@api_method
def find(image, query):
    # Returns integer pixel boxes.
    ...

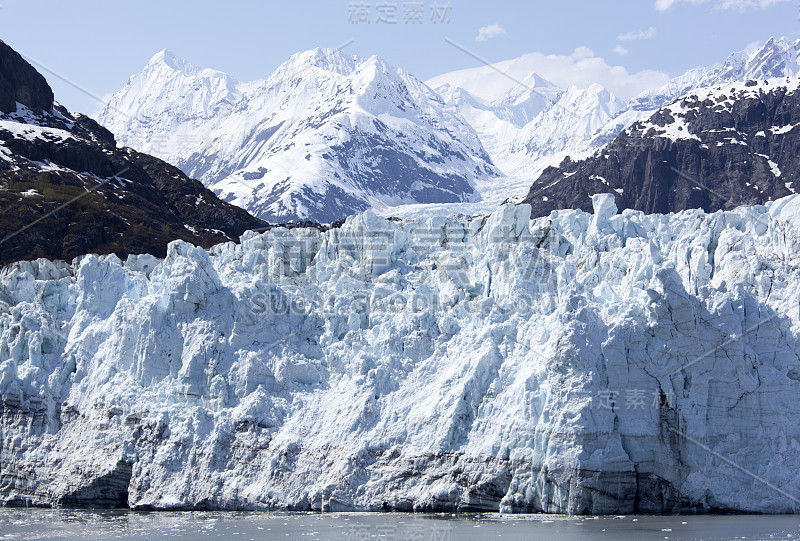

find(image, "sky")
[0,0,795,114]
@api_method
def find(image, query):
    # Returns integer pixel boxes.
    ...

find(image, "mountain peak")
[524,72,559,89]
[282,47,359,75]
[742,35,799,81]
[0,39,54,115]
[750,36,793,57]
[146,49,200,74]
[0,39,265,265]
[629,36,799,113]
[99,45,495,223]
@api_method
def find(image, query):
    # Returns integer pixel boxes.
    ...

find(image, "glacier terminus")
[2,195,800,514]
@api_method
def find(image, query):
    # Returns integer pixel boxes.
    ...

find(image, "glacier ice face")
[2,197,800,513]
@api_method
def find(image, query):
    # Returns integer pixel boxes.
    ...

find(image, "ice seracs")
[2,195,800,513]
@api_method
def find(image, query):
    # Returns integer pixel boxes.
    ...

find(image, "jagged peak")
[281,47,360,76]
[491,72,563,110]
[629,36,799,111]
[741,36,800,79]
[137,49,240,91]
[362,54,393,72]
[746,36,792,59]
[736,36,796,65]
[263,48,418,97]
[435,83,481,103]
[522,72,559,89]
[146,49,198,73]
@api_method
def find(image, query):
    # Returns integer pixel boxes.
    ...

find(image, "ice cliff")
[2,195,800,514]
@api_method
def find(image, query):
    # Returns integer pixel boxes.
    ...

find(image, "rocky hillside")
[0,40,266,266]
[521,77,799,216]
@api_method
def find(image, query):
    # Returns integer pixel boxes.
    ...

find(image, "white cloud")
[617,27,657,41]
[428,46,671,102]
[571,46,595,60]
[655,0,789,10]
[612,45,630,56]
[475,24,507,42]
[719,0,789,9]
[522,47,669,100]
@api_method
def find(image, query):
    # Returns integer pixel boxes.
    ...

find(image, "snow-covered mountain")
[428,37,800,194]
[406,72,625,220]
[629,37,800,112]
[3,196,800,513]
[97,49,498,223]
[432,74,573,173]
[96,37,800,224]
[427,53,639,181]
[509,84,625,162]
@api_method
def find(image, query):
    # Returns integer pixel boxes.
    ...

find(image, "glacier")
[2,195,800,513]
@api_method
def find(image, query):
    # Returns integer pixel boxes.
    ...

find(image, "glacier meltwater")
[2,195,800,514]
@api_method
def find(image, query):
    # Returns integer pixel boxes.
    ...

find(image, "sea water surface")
[1,509,799,540]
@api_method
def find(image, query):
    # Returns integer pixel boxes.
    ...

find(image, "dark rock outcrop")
[0,40,268,266]
[521,78,800,217]
[0,40,53,115]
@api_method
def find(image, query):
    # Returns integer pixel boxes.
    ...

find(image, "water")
[0,509,798,541]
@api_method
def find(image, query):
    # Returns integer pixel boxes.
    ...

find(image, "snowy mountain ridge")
[429,37,800,190]
[629,36,800,112]
[96,37,800,223]
[97,48,498,223]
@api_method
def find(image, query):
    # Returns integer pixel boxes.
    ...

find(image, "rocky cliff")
[0,40,266,266]
[522,77,799,217]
